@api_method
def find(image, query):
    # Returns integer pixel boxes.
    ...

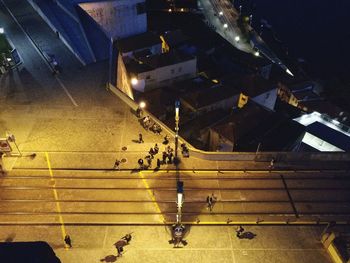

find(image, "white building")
[294,112,350,152]
[117,32,197,98]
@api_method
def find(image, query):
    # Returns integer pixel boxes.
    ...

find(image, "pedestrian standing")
[162,152,167,164]
[146,155,152,168]
[157,158,161,168]
[163,135,169,145]
[269,158,275,169]
[149,148,155,158]
[114,159,121,170]
[138,158,144,169]
[0,152,4,174]
[168,152,173,164]
[64,235,72,248]
[136,106,142,118]
[154,144,159,154]
[138,133,144,143]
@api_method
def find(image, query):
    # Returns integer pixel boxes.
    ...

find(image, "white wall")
[136,58,197,90]
[79,0,147,39]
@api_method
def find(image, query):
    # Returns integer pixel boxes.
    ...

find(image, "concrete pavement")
[0,225,335,263]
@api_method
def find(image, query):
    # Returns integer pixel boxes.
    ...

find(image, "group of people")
[137,144,176,169]
[140,115,162,135]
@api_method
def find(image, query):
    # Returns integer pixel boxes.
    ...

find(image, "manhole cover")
[121,158,127,163]
[122,146,127,151]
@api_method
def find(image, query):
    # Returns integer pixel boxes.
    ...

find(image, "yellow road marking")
[45,152,69,249]
[141,169,321,174]
[139,171,166,223]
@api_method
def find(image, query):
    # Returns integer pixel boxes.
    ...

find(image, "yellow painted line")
[140,169,322,174]
[139,171,166,223]
[45,152,69,249]
[327,243,343,263]
[182,221,346,225]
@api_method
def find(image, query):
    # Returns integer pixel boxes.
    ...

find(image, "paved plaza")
[0,225,336,263]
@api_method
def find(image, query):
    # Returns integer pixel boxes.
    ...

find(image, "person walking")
[138,133,144,143]
[206,194,216,211]
[122,233,132,244]
[64,235,72,248]
[236,226,245,238]
[116,245,123,257]
[114,159,120,170]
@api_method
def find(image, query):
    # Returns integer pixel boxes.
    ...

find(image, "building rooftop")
[306,122,350,151]
[222,73,275,97]
[140,50,195,68]
[211,101,304,151]
[118,32,162,53]
[162,29,190,48]
[180,82,240,110]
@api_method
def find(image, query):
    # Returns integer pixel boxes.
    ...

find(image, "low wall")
[108,83,350,163]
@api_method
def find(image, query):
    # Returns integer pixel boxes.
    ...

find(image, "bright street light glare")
[139,101,146,109]
[235,36,240,42]
[0,28,4,34]
[131,77,138,85]
[219,11,223,16]
[254,51,260,57]
[223,23,228,28]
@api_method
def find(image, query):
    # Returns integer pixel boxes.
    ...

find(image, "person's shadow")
[100,255,117,262]
[238,232,256,240]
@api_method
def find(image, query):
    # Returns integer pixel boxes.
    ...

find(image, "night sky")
[248,0,350,79]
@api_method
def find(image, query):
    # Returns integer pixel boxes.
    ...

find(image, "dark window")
[146,75,151,79]
[136,2,146,15]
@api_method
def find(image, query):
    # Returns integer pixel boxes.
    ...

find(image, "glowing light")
[235,36,240,42]
[180,8,184,12]
[286,68,294,76]
[0,28,4,34]
[131,77,138,85]
[168,8,172,12]
[139,101,146,109]
[223,23,228,28]
[219,11,223,16]
[254,51,260,57]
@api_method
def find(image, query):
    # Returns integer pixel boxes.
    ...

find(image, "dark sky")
[248,0,350,78]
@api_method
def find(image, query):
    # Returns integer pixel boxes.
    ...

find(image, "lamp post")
[174,100,180,161]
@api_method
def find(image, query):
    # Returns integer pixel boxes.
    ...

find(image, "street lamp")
[219,11,223,16]
[131,77,138,85]
[235,36,240,42]
[223,23,228,29]
[0,28,4,34]
[174,100,180,161]
[139,101,146,109]
[254,50,260,57]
